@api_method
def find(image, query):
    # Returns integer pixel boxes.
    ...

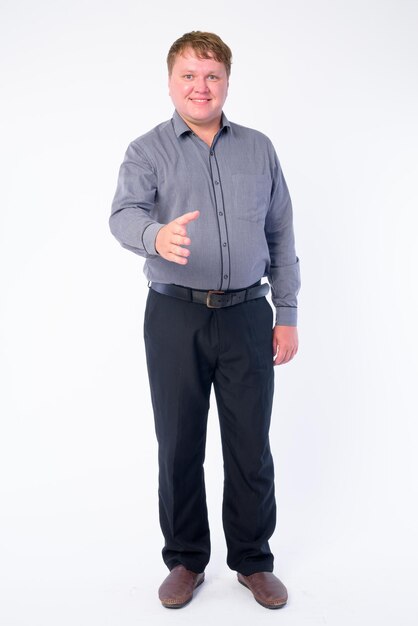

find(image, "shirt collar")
[172,109,231,138]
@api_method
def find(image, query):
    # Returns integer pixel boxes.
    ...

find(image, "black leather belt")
[149,281,269,309]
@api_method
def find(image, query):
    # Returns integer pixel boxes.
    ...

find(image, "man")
[110,31,300,610]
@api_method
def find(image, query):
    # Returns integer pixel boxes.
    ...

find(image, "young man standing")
[110,31,300,610]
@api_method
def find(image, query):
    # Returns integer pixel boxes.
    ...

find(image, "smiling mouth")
[190,98,211,102]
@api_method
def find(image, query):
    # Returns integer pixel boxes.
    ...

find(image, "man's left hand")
[273,325,299,366]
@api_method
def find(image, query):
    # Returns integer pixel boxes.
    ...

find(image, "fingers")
[175,210,200,226]
[171,233,191,246]
[163,226,191,264]
[273,345,298,366]
[272,326,299,366]
[167,243,190,263]
[166,253,188,265]
[155,210,200,264]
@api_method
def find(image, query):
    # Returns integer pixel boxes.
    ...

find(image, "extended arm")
[109,141,163,257]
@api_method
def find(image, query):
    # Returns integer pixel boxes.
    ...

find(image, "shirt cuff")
[275,306,298,326]
[142,222,164,256]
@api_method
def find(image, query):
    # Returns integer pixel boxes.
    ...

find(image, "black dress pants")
[143,288,276,575]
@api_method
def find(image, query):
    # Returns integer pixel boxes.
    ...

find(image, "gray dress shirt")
[110,110,300,325]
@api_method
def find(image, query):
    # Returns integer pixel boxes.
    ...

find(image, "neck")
[180,114,222,147]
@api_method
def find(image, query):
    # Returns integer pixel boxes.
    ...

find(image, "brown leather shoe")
[237,572,288,609]
[158,564,205,609]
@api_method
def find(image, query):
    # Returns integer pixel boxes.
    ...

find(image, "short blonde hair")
[167,31,232,77]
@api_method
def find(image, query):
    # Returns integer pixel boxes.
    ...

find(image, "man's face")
[168,47,229,131]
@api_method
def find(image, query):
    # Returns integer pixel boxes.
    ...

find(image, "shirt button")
[215,180,219,185]
[223,242,227,247]
[224,274,228,279]
[210,151,214,156]
[218,211,223,216]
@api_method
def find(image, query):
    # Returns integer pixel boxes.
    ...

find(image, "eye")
[184,74,193,80]
[208,75,218,80]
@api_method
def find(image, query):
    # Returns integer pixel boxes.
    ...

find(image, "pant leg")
[213,296,276,575]
[143,289,217,573]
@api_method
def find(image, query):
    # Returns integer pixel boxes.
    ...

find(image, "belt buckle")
[206,290,225,308]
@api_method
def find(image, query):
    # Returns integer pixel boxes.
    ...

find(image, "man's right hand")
[155,210,200,265]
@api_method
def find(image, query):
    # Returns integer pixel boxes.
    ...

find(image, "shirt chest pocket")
[231,173,270,223]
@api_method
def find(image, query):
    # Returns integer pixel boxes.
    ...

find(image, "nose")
[194,76,209,93]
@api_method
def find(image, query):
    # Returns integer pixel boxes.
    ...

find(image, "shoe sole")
[161,575,205,609]
[238,578,287,610]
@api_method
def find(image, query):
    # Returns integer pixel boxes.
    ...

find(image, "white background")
[1,0,418,624]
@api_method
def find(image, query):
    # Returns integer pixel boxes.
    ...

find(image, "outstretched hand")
[273,325,299,365]
[155,210,200,264]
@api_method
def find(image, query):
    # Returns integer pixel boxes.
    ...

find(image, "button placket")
[210,148,230,291]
